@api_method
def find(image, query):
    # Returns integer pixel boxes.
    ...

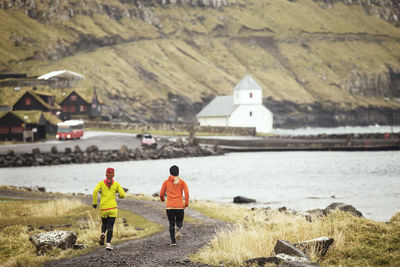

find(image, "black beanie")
[169,165,179,176]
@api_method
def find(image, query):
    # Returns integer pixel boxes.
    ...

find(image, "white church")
[197,74,273,133]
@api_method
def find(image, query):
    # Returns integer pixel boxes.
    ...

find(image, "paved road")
[0,131,147,155]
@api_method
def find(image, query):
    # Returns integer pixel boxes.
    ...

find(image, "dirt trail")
[0,190,224,267]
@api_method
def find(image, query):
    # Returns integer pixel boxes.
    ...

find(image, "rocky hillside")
[1,0,400,127]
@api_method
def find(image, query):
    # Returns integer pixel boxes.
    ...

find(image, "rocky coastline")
[0,141,223,168]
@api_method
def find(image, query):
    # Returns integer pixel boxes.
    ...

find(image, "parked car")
[141,133,157,149]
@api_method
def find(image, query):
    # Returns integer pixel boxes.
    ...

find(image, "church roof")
[234,74,262,91]
[197,96,237,118]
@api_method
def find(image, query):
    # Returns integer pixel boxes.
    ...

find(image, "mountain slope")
[1,0,400,126]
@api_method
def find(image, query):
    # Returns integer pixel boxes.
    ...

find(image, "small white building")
[197,75,273,133]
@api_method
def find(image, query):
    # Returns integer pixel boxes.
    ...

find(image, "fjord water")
[1,151,399,222]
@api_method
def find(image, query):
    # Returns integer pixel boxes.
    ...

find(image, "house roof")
[12,110,43,124]
[234,74,262,91]
[197,96,238,118]
[38,70,85,81]
[20,91,61,110]
[58,90,92,104]
[0,110,60,125]
[34,90,55,97]
[0,111,8,120]
[43,112,62,126]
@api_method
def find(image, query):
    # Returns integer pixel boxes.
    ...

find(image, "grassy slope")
[1,0,400,119]
[190,200,400,266]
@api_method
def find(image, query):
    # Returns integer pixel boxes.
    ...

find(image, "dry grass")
[1,198,83,218]
[190,201,400,266]
[0,198,162,267]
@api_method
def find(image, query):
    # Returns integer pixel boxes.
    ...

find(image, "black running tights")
[101,217,116,243]
[166,209,184,243]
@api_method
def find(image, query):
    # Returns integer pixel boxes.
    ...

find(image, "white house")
[197,75,273,133]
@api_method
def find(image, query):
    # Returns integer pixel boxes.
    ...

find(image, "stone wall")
[84,121,256,136]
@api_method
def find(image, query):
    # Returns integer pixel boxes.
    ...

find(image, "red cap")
[106,167,115,173]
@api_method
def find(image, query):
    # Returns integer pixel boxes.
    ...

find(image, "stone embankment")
[0,142,223,168]
[196,132,400,151]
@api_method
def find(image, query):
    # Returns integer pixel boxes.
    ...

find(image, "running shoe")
[99,233,105,246]
[105,243,113,250]
[170,243,176,247]
[175,227,181,240]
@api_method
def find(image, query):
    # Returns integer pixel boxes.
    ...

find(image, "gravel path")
[0,189,224,267]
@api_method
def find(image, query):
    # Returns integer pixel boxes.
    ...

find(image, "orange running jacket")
[160,175,189,208]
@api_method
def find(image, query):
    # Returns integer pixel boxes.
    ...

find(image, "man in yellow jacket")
[93,167,125,251]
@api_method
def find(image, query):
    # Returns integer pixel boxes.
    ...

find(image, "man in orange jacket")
[159,165,189,246]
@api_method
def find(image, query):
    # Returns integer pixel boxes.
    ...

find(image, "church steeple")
[233,75,262,105]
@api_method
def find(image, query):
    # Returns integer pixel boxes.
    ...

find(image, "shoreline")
[2,184,397,223]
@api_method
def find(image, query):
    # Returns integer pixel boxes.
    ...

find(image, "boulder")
[32,148,41,154]
[278,206,298,216]
[280,259,320,266]
[86,145,99,153]
[274,240,309,259]
[276,254,317,265]
[50,146,58,154]
[119,145,128,154]
[233,196,256,204]
[307,208,325,217]
[74,145,81,153]
[72,244,85,250]
[324,202,363,217]
[175,137,183,147]
[29,230,77,253]
[294,237,334,257]
[243,256,280,266]
[134,148,143,160]
[32,186,46,192]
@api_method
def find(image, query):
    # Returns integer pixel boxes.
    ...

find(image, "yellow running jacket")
[93,180,125,210]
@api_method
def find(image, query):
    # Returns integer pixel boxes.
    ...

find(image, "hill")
[1,0,400,127]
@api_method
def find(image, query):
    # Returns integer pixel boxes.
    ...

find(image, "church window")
[71,95,77,101]
[250,111,252,117]
[249,92,253,98]
[25,97,31,106]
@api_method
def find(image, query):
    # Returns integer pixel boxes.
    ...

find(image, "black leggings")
[166,209,184,243]
[101,217,116,243]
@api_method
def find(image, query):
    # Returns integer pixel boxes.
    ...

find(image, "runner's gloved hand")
[160,196,165,202]
[93,204,97,209]
[184,203,188,208]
